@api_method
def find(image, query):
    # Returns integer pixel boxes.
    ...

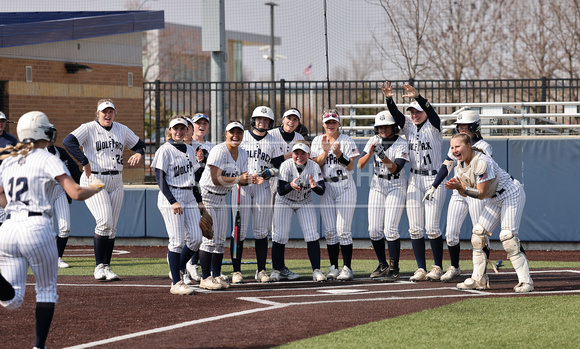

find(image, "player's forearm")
[357,152,371,169]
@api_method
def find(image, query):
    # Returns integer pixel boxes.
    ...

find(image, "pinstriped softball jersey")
[151,142,202,253]
[199,143,248,254]
[70,121,141,238]
[459,152,525,236]
[268,128,304,195]
[311,133,360,245]
[0,149,69,310]
[272,158,323,244]
[445,139,493,246]
[363,135,409,241]
[401,115,446,239]
[232,131,284,240]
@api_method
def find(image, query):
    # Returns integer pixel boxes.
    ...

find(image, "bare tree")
[547,0,580,79]
[369,0,435,82]
[332,42,381,80]
[425,0,506,80]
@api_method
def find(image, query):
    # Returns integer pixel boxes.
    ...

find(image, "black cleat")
[382,267,400,283]
[370,263,389,278]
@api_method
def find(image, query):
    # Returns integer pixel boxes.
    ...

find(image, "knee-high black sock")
[199,250,212,279]
[271,241,285,271]
[190,250,200,265]
[35,302,55,349]
[212,252,224,277]
[255,237,269,271]
[371,239,387,265]
[180,246,195,272]
[448,243,461,268]
[230,239,244,272]
[387,238,401,262]
[167,251,181,284]
[307,240,321,270]
[341,244,353,269]
[411,238,426,270]
[430,236,444,267]
[56,236,68,258]
[93,235,108,266]
[0,273,15,301]
[327,243,340,268]
[104,238,115,265]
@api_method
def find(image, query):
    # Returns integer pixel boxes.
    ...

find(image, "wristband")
[338,154,350,166]
[464,186,480,198]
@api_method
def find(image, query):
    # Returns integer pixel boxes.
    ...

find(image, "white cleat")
[270,270,281,282]
[58,257,70,269]
[337,265,354,281]
[186,263,201,282]
[457,275,489,290]
[170,280,195,295]
[199,276,226,290]
[514,282,534,293]
[409,268,427,282]
[255,269,271,283]
[103,264,120,281]
[94,263,106,281]
[426,265,443,281]
[440,266,461,282]
[232,271,244,284]
[313,269,327,282]
[326,265,340,280]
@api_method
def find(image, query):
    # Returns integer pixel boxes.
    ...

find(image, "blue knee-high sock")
[371,239,387,265]
[35,302,55,349]
[255,237,269,271]
[94,235,108,266]
[230,239,244,273]
[327,243,340,268]
[271,241,285,271]
[341,244,353,269]
[307,240,321,270]
[56,236,68,258]
[104,238,115,265]
[167,251,181,284]
[387,238,401,262]
[430,236,444,267]
[180,246,195,272]
[199,250,212,279]
[190,250,200,265]
[411,238,427,270]
[211,252,224,277]
[448,243,461,268]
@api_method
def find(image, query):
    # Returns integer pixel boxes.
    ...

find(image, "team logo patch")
[18,157,26,165]
[261,107,268,114]
[379,115,385,121]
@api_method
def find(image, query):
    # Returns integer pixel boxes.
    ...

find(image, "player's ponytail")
[0,142,35,160]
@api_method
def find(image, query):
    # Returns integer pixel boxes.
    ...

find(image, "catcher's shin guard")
[500,229,532,285]
[470,224,490,283]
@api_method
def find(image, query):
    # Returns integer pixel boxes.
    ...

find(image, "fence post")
[154,79,161,149]
[350,106,356,137]
[280,79,286,119]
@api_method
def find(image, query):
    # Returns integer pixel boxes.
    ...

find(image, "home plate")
[318,289,367,294]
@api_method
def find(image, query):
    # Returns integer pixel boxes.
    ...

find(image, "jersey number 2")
[7,177,29,205]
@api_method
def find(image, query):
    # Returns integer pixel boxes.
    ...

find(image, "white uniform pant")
[231,181,272,240]
[477,182,526,237]
[445,192,486,246]
[272,195,319,244]
[158,205,202,254]
[81,173,124,238]
[406,173,446,239]
[53,190,71,238]
[320,177,356,245]
[200,191,228,254]
[368,185,406,242]
[0,214,58,310]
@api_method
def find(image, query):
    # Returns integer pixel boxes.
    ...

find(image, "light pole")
[265,2,278,115]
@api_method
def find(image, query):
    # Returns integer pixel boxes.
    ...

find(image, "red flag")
[303,64,312,76]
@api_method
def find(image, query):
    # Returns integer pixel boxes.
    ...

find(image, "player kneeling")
[270,141,327,282]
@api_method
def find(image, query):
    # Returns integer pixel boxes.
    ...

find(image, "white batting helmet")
[17,111,57,143]
[374,110,399,134]
[251,106,274,131]
[454,110,481,134]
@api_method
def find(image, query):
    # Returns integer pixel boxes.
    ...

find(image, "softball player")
[381,81,445,282]
[357,111,409,281]
[0,111,101,349]
[0,111,18,226]
[425,110,493,282]
[63,99,145,281]
[444,133,533,293]
[152,116,205,295]
[183,113,215,284]
[311,110,360,281]
[230,106,283,284]
[270,141,327,282]
[46,144,82,269]
[198,122,257,290]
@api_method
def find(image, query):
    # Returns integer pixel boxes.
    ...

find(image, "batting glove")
[88,178,105,193]
[423,186,436,201]
[259,168,279,180]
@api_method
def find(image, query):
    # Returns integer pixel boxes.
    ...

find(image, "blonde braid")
[0,142,35,160]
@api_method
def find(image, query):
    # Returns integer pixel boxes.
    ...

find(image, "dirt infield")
[2,247,580,349]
